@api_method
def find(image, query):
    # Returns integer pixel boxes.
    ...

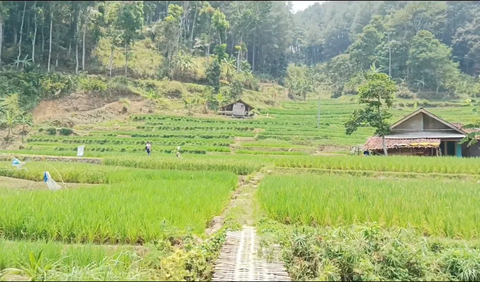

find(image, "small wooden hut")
[218,99,254,118]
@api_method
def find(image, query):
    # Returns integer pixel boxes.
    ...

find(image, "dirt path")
[0,176,98,190]
[209,171,291,281]
[206,172,262,236]
[212,226,290,281]
[0,153,102,164]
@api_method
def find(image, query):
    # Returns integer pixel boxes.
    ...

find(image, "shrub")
[46,128,57,135]
[59,128,73,136]
[163,81,186,99]
[78,75,108,93]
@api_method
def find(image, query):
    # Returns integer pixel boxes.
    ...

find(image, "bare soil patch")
[0,176,98,190]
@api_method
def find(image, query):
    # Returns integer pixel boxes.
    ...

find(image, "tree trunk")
[167,41,172,72]
[252,33,256,72]
[16,1,27,69]
[109,44,114,77]
[82,25,86,71]
[236,48,241,72]
[382,135,388,156]
[206,44,210,65]
[75,38,79,74]
[14,27,17,46]
[41,24,45,53]
[189,7,198,45]
[0,15,4,67]
[32,2,38,63]
[124,42,128,77]
[75,10,79,74]
[48,11,53,72]
[55,25,59,67]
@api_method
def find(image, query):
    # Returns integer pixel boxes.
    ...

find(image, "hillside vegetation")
[0,1,479,107]
[1,1,480,281]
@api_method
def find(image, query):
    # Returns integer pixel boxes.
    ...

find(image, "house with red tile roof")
[363,108,480,157]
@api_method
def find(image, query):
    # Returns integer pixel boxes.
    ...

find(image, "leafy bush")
[39,73,76,99]
[78,75,108,93]
[46,128,57,135]
[397,82,416,99]
[0,71,75,110]
[92,38,163,79]
[59,128,73,136]
[163,81,186,99]
[107,76,134,95]
[258,221,480,281]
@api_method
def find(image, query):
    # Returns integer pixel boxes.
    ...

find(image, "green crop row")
[235,150,307,156]
[136,125,255,131]
[0,161,233,184]
[103,155,265,175]
[0,170,237,243]
[274,155,480,175]
[103,132,244,139]
[28,137,232,147]
[258,174,480,239]
[130,114,312,126]
[25,144,230,154]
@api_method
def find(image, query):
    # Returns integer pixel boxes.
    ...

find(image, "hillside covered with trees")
[0,1,480,110]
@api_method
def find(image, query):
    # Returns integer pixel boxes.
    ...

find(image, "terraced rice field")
[258,174,480,238]
[1,98,480,281]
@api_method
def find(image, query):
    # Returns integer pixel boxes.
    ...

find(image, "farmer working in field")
[145,141,152,156]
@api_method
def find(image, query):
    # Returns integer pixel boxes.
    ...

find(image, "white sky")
[289,1,325,13]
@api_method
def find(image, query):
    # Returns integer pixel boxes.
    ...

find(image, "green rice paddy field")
[1,99,480,281]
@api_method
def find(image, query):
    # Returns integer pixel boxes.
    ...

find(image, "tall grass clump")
[257,221,480,281]
[0,239,149,280]
[258,174,480,239]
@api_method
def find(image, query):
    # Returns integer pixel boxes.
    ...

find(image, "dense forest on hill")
[0,1,480,107]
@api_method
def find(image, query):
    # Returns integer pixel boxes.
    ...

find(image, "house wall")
[392,113,459,134]
[423,115,452,131]
[392,113,423,132]
[233,103,246,116]
[379,148,436,156]
[462,143,480,157]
